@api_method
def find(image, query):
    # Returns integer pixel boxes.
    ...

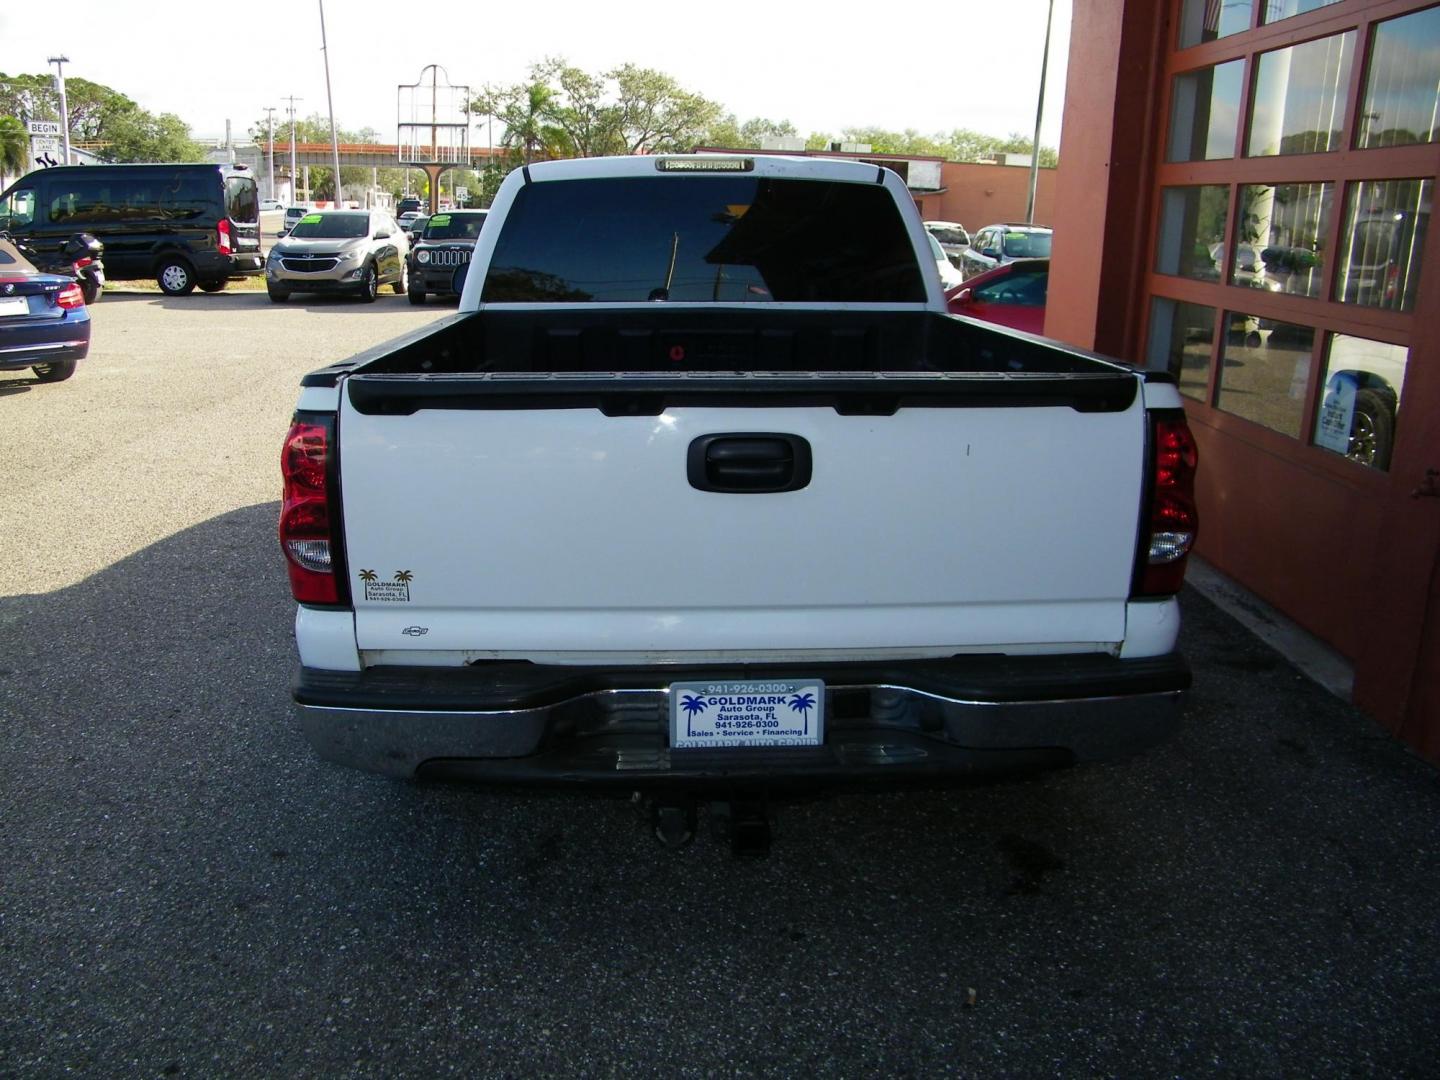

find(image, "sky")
[0,0,1073,152]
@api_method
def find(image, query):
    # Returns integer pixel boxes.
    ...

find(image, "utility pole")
[263,106,278,201]
[1026,0,1056,224]
[47,55,71,165]
[284,95,303,204]
[318,0,343,206]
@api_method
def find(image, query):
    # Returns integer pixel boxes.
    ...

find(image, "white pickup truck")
[280,155,1197,803]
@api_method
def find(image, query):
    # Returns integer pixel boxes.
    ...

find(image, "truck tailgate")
[337,376,1146,661]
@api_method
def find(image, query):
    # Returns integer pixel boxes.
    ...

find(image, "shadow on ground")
[98,289,425,314]
[1,503,1436,1075]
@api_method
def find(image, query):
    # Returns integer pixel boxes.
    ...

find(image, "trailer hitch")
[709,795,772,858]
[642,793,773,857]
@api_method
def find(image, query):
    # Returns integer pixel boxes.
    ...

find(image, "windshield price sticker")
[299,214,322,225]
[670,680,824,749]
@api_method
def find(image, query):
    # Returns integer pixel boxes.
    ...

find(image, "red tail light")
[217,218,233,256]
[280,416,347,605]
[1136,412,1199,597]
[73,257,93,271]
[56,283,85,310]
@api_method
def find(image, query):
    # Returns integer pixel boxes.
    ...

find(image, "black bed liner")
[303,307,1147,415]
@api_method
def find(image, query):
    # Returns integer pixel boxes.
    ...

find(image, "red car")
[945,258,1049,335]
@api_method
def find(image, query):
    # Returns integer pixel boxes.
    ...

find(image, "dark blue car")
[0,237,91,383]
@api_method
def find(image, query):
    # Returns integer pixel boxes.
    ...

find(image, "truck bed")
[320,307,1127,379]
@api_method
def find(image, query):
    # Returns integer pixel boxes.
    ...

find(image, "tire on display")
[32,359,77,382]
[157,258,197,296]
[1349,388,1396,471]
[408,282,426,305]
[267,286,290,303]
[197,279,227,293]
[357,263,378,303]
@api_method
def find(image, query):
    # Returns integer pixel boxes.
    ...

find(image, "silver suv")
[960,223,1053,280]
[266,210,409,303]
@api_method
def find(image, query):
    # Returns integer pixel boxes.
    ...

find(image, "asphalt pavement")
[2,293,1438,1077]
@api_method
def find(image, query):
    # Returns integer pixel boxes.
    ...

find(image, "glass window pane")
[1168,61,1245,162]
[1245,32,1355,157]
[1215,315,1315,438]
[1262,0,1342,24]
[1234,182,1332,298]
[1314,335,1407,471]
[1358,8,1440,149]
[1156,186,1231,280]
[1334,178,1430,312]
[1148,298,1216,403]
[480,176,926,304]
[1178,0,1253,48]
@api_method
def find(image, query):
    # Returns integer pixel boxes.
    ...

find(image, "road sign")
[455,186,468,199]
[27,120,62,136]
[31,137,62,167]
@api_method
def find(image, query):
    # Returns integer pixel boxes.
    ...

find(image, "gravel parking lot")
[2,292,1438,1076]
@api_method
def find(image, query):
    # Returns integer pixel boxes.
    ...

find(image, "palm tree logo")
[680,693,707,736]
[393,570,414,585]
[358,569,378,583]
[789,692,816,731]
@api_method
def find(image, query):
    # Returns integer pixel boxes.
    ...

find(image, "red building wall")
[930,162,1057,233]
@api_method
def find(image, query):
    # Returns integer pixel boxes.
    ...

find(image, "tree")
[0,72,203,162]
[702,115,798,149]
[483,80,565,165]
[0,116,27,176]
[795,125,1059,166]
[530,59,622,158]
[475,61,727,161]
[460,60,1059,168]
[611,64,722,154]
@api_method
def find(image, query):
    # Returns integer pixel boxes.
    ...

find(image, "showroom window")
[1150,0,1433,473]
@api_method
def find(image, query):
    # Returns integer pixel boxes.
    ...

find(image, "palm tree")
[680,694,707,736]
[358,569,378,583]
[393,570,414,585]
[788,692,816,725]
[0,116,29,181]
[499,82,558,166]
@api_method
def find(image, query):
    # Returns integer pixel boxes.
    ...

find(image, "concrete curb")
[1186,556,1355,701]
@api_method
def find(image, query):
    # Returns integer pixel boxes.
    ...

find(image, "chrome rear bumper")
[294,654,1189,783]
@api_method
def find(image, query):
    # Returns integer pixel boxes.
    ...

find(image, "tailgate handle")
[688,434,812,494]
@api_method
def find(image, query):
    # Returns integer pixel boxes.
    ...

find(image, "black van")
[0,163,263,295]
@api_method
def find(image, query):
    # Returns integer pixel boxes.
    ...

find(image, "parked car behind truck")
[266,210,409,303]
[0,237,91,383]
[281,156,1197,842]
[0,163,263,295]
[407,209,487,303]
[961,223,1053,279]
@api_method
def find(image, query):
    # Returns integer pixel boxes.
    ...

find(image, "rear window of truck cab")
[481,176,926,304]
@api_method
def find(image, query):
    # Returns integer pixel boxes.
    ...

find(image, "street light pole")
[318,0,343,206]
[263,106,277,202]
[47,55,71,165]
[284,95,303,203]
[1026,0,1056,224]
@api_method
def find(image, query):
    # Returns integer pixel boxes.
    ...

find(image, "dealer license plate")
[0,297,29,317]
[670,680,825,749]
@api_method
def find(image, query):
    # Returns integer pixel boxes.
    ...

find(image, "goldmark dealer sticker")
[358,569,413,602]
